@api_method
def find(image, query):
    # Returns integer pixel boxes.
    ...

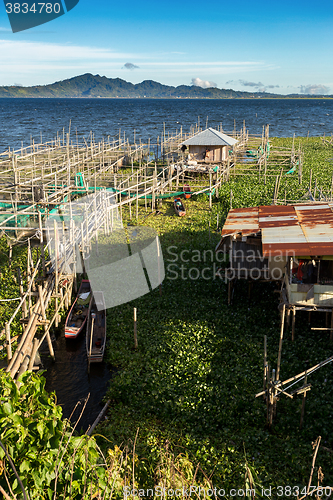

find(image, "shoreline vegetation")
[1,73,333,99]
[1,136,333,497]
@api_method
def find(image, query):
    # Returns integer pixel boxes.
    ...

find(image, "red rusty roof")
[220,203,333,256]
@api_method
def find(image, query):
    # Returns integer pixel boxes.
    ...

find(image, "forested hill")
[0,73,328,98]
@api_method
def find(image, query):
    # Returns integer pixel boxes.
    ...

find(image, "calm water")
[41,332,112,432]
[1,98,333,152]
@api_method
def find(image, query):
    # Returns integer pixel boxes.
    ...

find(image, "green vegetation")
[97,136,333,495]
[0,237,32,359]
[1,136,333,498]
[0,370,108,499]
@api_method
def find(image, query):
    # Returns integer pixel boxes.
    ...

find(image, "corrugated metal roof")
[182,127,238,147]
[219,203,333,256]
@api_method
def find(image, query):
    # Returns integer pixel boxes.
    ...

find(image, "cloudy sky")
[0,0,332,95]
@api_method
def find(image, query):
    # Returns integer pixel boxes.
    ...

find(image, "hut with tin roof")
[181,127,238,164]
[216,202,333,339]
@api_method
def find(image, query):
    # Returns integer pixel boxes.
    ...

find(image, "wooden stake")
[5,323,12,362]
[276,304,285,381]
[292,306,296,341]
[38,211,46,276]
[28,338,39,370]
[88,315,95,373]
[134,307,138,349]
[263,335,267,394]
[39,285,55,360]
[300,372,307,429]
[17,267,27,319]
[136,171,139,218]
[309,169,312,193]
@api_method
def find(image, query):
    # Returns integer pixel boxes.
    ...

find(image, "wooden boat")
[65,280,92,339]
[174,198,186,217]
[183,184,191,199]
[86,291,106,365]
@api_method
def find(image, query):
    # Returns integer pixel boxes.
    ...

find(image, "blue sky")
[0,0,332,94]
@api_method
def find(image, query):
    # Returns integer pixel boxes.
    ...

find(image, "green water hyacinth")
[0,370,107,499]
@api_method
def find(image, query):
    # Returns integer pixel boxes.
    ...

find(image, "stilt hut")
[181,128,238,165]
[216,203,333,336]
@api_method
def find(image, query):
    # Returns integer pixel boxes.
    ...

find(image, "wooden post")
[28,338,39,371]
[309,169,312,193]
[144,168,147,211]
[17,267,27,319]
[39,285,55,360]
[134,307,138,349]
[263,335,267,395]
[88,315,95,373]
[292,307,296,341]
[128,177,132,219]
[286,307,291,328]
[16,355,30,387]
[54,220,59,328]
[27,239,32,313]
[276,304,285,381]
[8,245,12,268]
[5,323,12,362]
[300,372,307,429]
[136,171,139,218]
[38,211,46,277]
[209,171,212,210]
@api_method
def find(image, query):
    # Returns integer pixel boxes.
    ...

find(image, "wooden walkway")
[0,123,252,378]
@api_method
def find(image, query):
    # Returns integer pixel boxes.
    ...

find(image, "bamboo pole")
[28,338,39,371]
[300,372,307,429]
[88,315,95,373]
[276,304,285,381]
[136,171,139,218]
[5,323,12,362]
[54,220,59,327]
[38,285,55,360]
[263,335,267,394]
[134,307,138,349]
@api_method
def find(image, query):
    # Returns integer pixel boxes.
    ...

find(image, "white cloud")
[191,77,217,88]
[0,39,272,86]
[299,84,330,95]
[0,27,11,32]
[0,39,134,64]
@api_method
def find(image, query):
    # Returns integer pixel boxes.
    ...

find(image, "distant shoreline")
[0,73,332,100]
[0,96,332,100]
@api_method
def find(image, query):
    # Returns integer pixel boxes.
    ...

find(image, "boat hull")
[65,280,92,339]
[174,198,186,217]
[86,291,107,364]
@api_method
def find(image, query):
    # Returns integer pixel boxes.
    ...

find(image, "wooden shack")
[181,127,238,164]
[216,203,333,336]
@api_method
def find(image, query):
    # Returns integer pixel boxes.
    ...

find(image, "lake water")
[1,98,333,152]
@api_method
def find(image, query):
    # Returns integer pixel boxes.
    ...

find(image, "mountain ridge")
[0,73,331,99]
